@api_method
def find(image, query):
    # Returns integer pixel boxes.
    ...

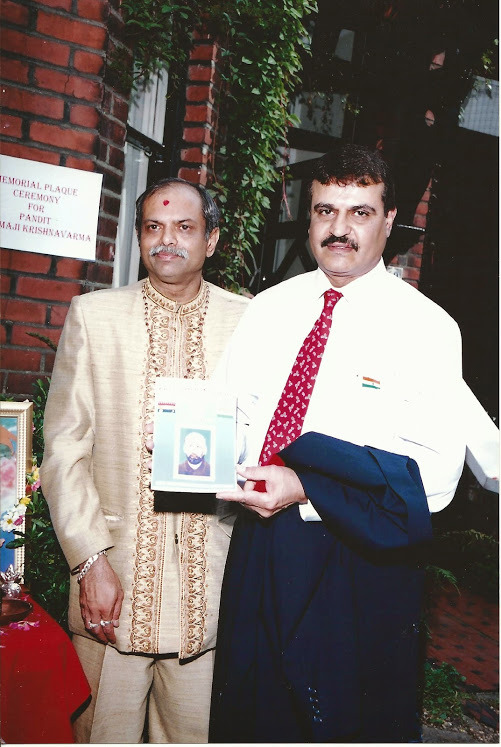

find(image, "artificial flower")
[26,464,40,491]
[0,504,26,533]
[9,619,40,631]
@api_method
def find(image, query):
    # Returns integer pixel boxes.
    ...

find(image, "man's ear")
[206,227,219,258]
[385,207,397,237]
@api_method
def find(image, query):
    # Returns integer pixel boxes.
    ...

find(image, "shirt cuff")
[299,500,322,522]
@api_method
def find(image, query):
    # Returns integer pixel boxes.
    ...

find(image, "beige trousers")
[72,635,215,743]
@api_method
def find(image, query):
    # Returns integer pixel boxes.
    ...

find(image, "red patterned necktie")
[259,288,342,466]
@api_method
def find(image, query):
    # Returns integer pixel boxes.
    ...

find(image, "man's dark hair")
[135,177,220,239]
[308,144,396,215]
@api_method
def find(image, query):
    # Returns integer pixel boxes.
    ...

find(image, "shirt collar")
[313,258,387,303]
[143,276,208,313]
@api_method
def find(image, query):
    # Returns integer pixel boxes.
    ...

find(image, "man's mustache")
[321,234,359,251]
[149,244,189,259]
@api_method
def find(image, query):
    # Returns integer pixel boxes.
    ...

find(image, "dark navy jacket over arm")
[210,433,433,744]
[282,431,432,551]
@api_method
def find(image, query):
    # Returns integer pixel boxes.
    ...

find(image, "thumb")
[237,465,270,482]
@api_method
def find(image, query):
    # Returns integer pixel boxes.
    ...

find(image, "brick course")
[1,298,47,325]
[16,276,83,303]
[0,56,30,84]
[36,0,72,10]
[1,0,30,27]
[29,121,98,152]
[70,103,100,129]
[36,10,107,49]
[10,324,62,348]
[2,29,71,66]
[34,67,103,101]
[73,49,105,75]
[55,258,87,279]
[64,155,95,170]
[1,250,52,275]
[77,0,108,22]
[2,86,65,119]
[48,304,69,326]
[1,142,61,163]
[1,348,42,371]
[1,113,23,139]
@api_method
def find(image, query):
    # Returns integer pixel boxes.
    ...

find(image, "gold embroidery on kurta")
[131,279,209,654]
[179,512,209,658]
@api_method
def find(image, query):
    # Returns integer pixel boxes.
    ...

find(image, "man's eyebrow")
[352,204,377,214]
[143,216,195,224]
[313,202,334,211]
[313,202,377,213]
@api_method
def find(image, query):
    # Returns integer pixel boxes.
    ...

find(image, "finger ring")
[100,620,112,626]
[87,621,99,629]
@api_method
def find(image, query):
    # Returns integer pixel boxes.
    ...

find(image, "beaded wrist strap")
[77,549,107,584]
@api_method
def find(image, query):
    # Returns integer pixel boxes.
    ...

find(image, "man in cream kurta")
[41,178,248,743]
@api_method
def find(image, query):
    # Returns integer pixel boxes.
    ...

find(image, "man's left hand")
[217,465,307,519]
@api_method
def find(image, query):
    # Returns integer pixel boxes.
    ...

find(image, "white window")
[459,77,499,138]
[113,67,169,287]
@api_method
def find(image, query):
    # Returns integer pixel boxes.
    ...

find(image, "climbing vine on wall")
[119,0,318,291]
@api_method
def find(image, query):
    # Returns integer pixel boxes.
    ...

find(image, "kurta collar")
[143,276,208,314]
[313,259,388,304]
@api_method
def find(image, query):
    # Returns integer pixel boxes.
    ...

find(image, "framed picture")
[0,401,33,575]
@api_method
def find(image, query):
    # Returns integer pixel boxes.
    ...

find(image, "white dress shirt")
[216,260,466,514]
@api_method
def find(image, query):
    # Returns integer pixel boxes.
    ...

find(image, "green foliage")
[31,377,50,464]
[432,529,499,600]
[423,661,466,726]
[119,0,318,292]
[425,564,459,594]
[119,0,200,89]
[26,331,58,353]
[207,0,317,290]
[23,486,70,631]
[479,38,498,79]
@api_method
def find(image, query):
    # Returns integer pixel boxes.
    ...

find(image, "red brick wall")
[1,0,132,396]
[387,181,430,289]
[178,32,223,186]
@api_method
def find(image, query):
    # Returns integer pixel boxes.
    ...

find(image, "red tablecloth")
[1,595,90,743]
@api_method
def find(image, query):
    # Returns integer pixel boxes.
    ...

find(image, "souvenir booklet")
[151,377,237,493]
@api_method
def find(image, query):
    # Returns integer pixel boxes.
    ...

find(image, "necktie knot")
[323,288,343,315]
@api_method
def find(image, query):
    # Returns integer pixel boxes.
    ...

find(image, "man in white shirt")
[209,144,466,743]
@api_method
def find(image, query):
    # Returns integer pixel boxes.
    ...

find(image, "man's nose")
[161,224,177,245]
[329,212,351,237]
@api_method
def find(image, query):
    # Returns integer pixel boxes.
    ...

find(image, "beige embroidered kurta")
[41,278,249,657]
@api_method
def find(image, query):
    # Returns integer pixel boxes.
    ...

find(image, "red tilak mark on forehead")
[163,199,169,205]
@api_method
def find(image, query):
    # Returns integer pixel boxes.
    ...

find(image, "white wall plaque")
[0,155,103,261]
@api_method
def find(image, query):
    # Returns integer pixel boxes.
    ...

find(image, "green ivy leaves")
[120,0,318,293]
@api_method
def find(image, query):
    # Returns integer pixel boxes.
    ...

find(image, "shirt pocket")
[350,370,396,449]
